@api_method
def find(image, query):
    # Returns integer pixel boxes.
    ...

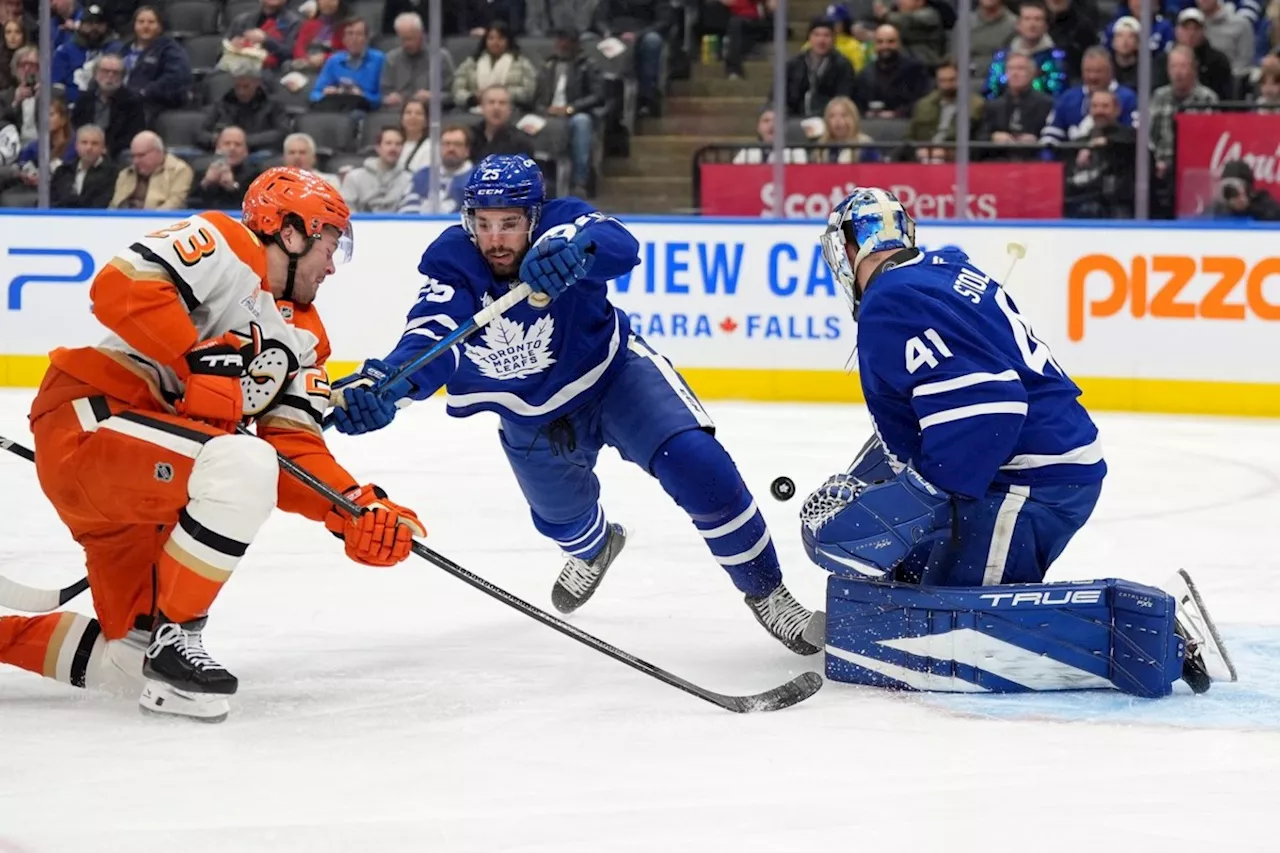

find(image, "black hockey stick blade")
[262,434,825,713]
[0,433,35,462]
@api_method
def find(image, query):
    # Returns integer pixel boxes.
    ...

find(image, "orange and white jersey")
[55,211,332,435]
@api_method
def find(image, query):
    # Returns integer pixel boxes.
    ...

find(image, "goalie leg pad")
[824,576,1184,698]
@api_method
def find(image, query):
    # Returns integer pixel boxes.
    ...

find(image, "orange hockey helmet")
[243,166,354,265]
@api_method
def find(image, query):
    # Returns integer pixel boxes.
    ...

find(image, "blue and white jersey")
[383,198,641,425]
[856,248,1105,499]
[1039,81,1138,144]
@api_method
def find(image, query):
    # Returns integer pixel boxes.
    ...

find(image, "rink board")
[1,212,1278,416]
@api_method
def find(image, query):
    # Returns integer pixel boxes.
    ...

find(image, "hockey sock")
[652,430,782,598]
[157,435,277,623]
[0,612,105,688]
[533,503,612,561]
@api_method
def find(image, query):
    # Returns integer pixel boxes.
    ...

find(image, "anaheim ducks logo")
[234,322,299,418]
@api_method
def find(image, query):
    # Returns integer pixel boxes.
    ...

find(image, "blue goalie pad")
[824,576,1184,698]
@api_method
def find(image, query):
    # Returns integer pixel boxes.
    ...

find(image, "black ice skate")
[139,614,238,722]
[1165,569,1237,694]
[746,584,822,656]
[551,523,627,614]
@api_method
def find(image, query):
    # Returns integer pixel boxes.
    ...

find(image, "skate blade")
[1164,569,1239,683]
[802,609,827,650]
[139,681,230,723]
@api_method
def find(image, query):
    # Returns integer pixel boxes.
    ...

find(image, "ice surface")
[1,390,1277,852]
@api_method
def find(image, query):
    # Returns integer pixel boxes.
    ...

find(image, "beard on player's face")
[481,238,527,278]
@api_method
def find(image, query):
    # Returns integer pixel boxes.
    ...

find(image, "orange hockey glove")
[176,334,245,432]
[324,484,426,567]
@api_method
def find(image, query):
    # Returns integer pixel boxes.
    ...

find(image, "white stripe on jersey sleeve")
[912,370,1020,398]
[918,401,1028,430]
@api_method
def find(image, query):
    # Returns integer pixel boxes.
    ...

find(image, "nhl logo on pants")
[154,462,174,483]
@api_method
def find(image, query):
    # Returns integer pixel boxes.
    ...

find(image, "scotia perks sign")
[1175,112,1280,215]
[698,163,1064,219]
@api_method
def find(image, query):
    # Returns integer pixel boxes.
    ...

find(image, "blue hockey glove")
[329,359,413,435]
[519,231,596,301]
[801,468,952,579]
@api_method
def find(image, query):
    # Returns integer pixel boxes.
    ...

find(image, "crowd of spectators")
[0,0,684,209]
[701,0,1280,219]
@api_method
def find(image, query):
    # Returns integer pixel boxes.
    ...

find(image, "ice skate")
[1164,569,1237,694]
[746,583,822,656]
[551,523,627,614]
[139,615,238,722]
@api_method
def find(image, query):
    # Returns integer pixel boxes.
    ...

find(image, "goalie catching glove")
[324,484,426,567]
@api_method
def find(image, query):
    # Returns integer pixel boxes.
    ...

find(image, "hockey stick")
[322,282,535,431]
[0,433,92,612]
[264,434,824,713]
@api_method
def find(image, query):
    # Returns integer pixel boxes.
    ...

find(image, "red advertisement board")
[1175,112,1280,217]
[699,162,1064,219]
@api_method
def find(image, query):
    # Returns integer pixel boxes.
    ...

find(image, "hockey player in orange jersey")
[0,168,424,721]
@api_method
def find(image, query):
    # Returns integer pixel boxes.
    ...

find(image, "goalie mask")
[820,187,916,319]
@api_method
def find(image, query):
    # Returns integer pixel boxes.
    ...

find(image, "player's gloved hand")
[324,483,426,567]
[176,334,246,432]
[519,230,596,301]
[801,468,952,579]
[329,359,413,435]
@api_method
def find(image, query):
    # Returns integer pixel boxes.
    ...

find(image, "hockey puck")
[770,476,796,502]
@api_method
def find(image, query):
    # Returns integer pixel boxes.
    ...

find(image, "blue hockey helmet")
[820,187,916,317]
[462,154,546,239]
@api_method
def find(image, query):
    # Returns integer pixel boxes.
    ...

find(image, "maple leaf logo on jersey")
[465,315,556,380]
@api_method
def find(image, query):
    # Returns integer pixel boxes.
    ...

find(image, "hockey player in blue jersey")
[798,186,1237,697]
[328,155,820,655]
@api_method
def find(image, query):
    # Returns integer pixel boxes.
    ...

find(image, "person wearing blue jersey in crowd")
[799,186,1235,697]
[328,155,820,655]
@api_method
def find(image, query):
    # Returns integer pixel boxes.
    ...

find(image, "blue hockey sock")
[532,503,611,560]
[651,430,782,598]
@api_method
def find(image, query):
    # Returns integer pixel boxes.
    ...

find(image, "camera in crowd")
[1212,160,1280,221]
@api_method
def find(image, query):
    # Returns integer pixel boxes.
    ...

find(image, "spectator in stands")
[1212,159,1280,219]
[1041,46,1136,146]
[311,17,385,111]
[201,62,288,160]
[1198,0,1254,76]
[451,0,524,37]
[855,23,931,117]
[51,3,114,103]
[1065,89,1136,218]
[527,0,597,38]
[0,19,28,94]
[1150,45,1218,212]
[71,53,145,159]
[116,6,193,124]
[1255,65,1280,105]
[1106,0,1173,59]
[225,0,302,72]
[340,125,412,211]
[1175,9,1235,99]
[2,45,38,142]
[732,106,808,163]
[1108,17,1168,92]
[110,129,193,208]
[873,0,947,70]
[51,124,117,207]
[909,57,985,162]
[815,3,871,73]
[282,131,340,186]
[1044,0,1097,81]
[452,21,538,112]
[382,11,453,110]
[187,126,258,208]
[699,0,777,80]
[979,52,1053,158]
[532,27,603,197]
[6,95,74,189]
[398,123,474,213]
[592,0,673,116]
[971,0,1016,82]
[782,18,857,117]
[0,105,16,172]
[813,95,877,163]
[0,0,36,47]
[470,84,536,160]
[293,0,348,71]
[49,0,83,53]
[397,98,434,172]
[985,0,1069,99]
